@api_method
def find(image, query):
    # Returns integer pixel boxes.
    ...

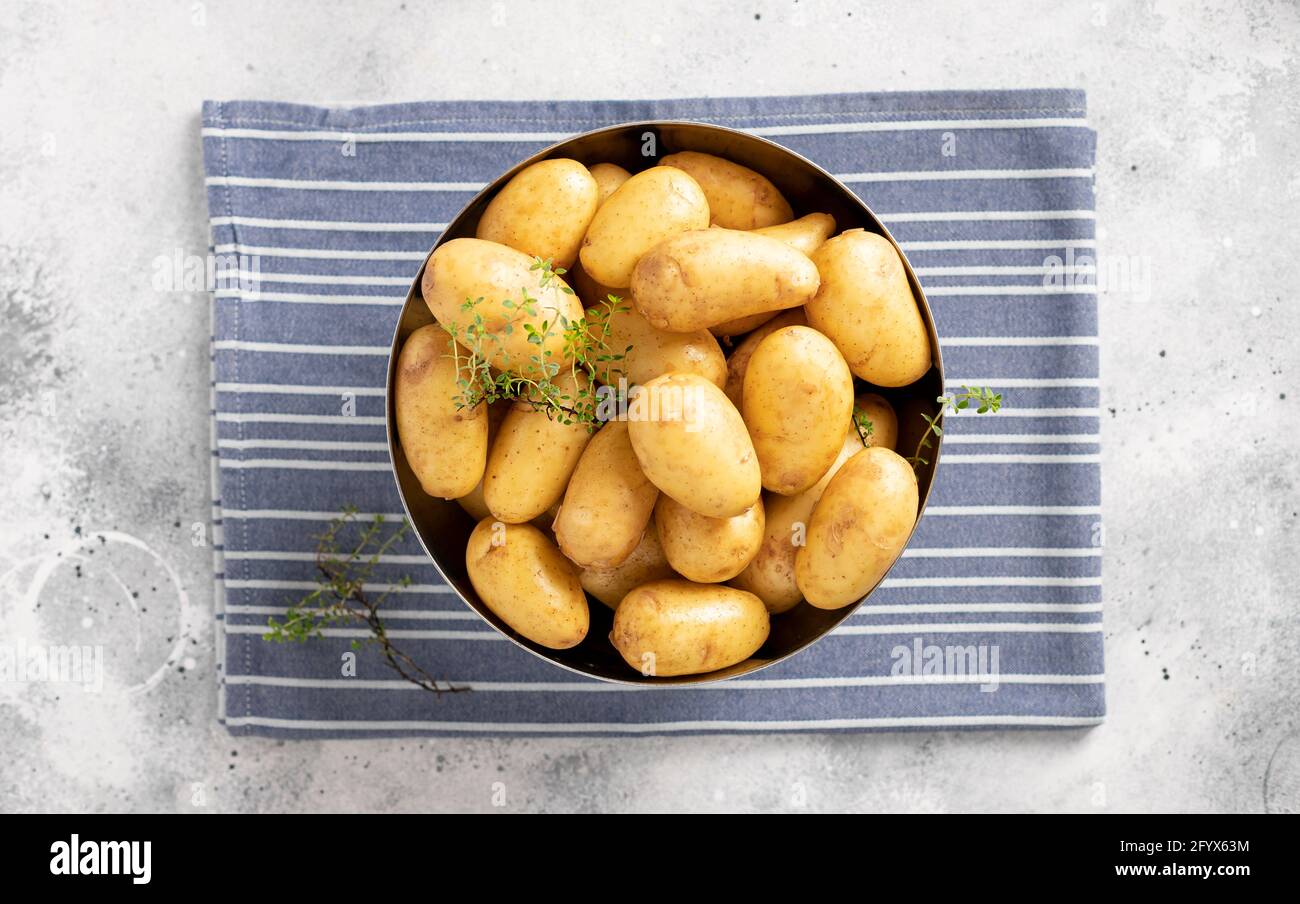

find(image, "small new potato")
[630,228,819,332]
[752,212,836,257]
[475,158,598,269]
[627,373,761,518]
[602,303,727,388]
[588,162,631,207]
[709,310,779,338]
[422,238,584,373]
[611,579,770,676]
[658,152,793,230]
[455,400,510,521]
[579,521,677,608]
[566,262,621,309]
[730,430,860,613]
[553,420,659,568]
[466,519,589,649]
[656,495,764,583]
[854,392,899,452]
[742,326,855,495]
[795,446,919,609]
[579,166,709,288]
[722,308,807,410]
[395,324,488,499]
[483,372,594,523]
[806,229,931,387]
[707,215,833,336]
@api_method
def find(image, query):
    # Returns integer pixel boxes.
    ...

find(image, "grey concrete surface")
[1,0,1298,813]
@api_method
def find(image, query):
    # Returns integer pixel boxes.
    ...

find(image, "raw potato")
[806,229,931,387]
[422,238,584,373]
[708,212,835,335]
[630,228,819,332]
[579,522,676,608]
[588,162,631,207]
[742,326,855,495]
[395,324,488,499]
[730,430,860,613]
[752,212,836,257]
[465,519,589,649]
[710,310,778,338]
[722,308,807,409]
[656,495,764,583]
[602,303,727,388]
[611,579,770,676]
[483,372,594,523]
[627,373,761,518]
[567,262,623,309]
[579,166,709,288]
[658,152,793,229]
[553,420,659,568]
[795,446,919,609]
[854,392,899,452]
[456,401,510,521]
[476,159,599,269]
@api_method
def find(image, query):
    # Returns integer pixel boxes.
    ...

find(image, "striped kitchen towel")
[203,90,1103,737]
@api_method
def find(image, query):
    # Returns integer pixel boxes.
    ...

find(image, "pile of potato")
[394,149,933,678]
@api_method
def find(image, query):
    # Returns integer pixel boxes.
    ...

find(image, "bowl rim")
[384,119,946,686]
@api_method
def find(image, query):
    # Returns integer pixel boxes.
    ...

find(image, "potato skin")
[630,228,819,332]
[627,373,761,518]
[395,324,488,499]
[602,303,726,388]
[707,216,832,336]
[483,373,594,523]
[806,229,931,387]
[588,162,631,207]
[566,262,623,309]
[553,420,659,568]
[795,446,918,609]
[742,326,855,495]
[730,431,860,613]
[722,308,807,409]
[611,579,770,676]
[752,212,836,257]
[579,167,709,288]
[476,159,598,269]
[455,400,510,520]
[710,310,779,338]
[658,152,793,230]
[465,519,589,649]
[656,496,764,584]
[853,392,899,451]
[579,521,676,608]
[422,238,584,374]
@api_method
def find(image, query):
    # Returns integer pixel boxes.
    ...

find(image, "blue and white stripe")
[203,90,1103,736]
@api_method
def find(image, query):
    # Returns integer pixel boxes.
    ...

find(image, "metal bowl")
[385,120,945,685]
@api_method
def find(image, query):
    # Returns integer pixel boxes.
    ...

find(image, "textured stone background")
[1,0,1297,813]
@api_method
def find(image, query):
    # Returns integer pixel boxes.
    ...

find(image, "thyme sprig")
[263,506,465,696]
[445,257,630,429]
[907,385,1003,470]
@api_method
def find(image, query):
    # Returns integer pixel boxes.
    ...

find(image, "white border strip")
[221,714,1104,732]
[834,621,1102,635]
[206,168,1091,192]
[202,118,1090,143]
[224,672,1104,693]
[209,215,448,232]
